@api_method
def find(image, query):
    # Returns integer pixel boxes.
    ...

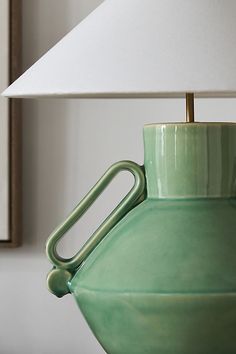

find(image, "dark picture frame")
[0,0,21,247]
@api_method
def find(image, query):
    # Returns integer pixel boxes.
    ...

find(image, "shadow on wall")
[22,100,70,247]
[21,0,105,249]
[22,0,78,248]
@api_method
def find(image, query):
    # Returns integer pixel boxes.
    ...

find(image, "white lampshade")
[3,0,236,98]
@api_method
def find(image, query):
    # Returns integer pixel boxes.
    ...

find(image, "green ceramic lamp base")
[46,122,236,354]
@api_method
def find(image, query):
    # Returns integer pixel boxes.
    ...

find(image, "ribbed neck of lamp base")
[143,123,236,199]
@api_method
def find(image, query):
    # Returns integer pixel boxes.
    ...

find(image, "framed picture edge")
[0,0,22,247]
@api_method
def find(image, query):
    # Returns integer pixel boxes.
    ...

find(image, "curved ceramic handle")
[46,160,146,297]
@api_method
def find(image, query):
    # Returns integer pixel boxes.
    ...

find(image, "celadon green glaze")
[46,123,236,354]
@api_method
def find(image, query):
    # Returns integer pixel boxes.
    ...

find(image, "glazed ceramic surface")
[47,123,236,354]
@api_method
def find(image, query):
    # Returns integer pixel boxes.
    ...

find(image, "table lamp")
[3,1,236,353]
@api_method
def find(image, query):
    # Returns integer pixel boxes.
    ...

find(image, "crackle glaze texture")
[65,124,236,353]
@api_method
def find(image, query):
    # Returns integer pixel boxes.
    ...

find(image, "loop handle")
[46,161,146,275]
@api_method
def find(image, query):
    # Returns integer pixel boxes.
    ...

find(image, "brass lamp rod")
[186,93,195,123]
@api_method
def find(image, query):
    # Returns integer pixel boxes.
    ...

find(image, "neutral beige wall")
[0,1,236,353]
